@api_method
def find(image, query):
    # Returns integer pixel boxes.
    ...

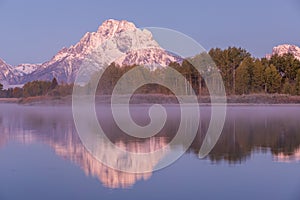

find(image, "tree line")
[1,46,300,98]
[89,47,300,96]
[209,47,300,95]
[0,78,73,98]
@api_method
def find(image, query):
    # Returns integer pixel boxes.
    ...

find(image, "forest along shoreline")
[2,94,300,105]
[1,47,300,105]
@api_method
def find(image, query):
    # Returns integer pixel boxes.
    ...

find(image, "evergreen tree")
[282,78,291,94]
[264,65,282,93]
[12,87,23,98]
[23,80,51,97]
[270,53,300,81]
[209,47,251,94]
[295,69,300,95]
[252,60,265,92]
[50,78,58,90]
[235,57,253,94]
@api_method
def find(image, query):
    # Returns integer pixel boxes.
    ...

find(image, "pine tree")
[228,47,251,94]
[0,83,3,91]
[282,78,291,94]
[209,47,251,94]
[50,78,58,90]
[295,69,300,95]
[235,57,253,94]
[252,60,265,93]
[270,53,300,81]
[264,65,282,93]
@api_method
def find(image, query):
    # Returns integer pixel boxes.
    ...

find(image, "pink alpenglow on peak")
[266,44,300,61]
[0,19,181,85]
[97,19,137,35]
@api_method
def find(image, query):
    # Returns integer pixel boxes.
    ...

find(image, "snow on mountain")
[266,44,300,61]
[0,59,18,86]
[115,48,181,70]
[0,19,181,85]
[14,64,41,75]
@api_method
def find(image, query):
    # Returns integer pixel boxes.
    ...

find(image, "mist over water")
[0,104,300,200]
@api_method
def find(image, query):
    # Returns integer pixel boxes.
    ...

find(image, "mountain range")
[0,19,180,87]
[1,19,300,87]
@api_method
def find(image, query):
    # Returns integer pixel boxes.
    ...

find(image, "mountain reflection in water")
[0,104,300,188]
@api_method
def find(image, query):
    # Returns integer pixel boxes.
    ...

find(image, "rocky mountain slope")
[0,19,181,86]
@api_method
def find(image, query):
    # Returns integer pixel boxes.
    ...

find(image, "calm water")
[0,104,300,200]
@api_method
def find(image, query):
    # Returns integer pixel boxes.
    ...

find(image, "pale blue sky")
[0,0,299,65]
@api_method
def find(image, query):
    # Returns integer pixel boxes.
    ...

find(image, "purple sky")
[0,0,299,65]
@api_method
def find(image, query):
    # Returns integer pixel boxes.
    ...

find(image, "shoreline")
[0,98,19,103]
[1,94,300,106]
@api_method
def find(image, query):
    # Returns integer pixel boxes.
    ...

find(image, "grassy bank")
[1,93,300,106]
[0,98,20,103]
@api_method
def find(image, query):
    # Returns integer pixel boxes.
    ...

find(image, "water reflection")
[0,104,300,188]
[204,106,300,164]
[275,148,300,162]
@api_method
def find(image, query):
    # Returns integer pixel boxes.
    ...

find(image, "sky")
[0,0,299,66]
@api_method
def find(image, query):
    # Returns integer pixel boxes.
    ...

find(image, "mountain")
[0,59,14,85]
[0,59,25,85]
[266,44,300,61]
[0,19,181,86]
[0,106,168,188]
[14,63,41,75]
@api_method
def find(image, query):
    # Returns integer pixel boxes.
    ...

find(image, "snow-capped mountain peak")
[97,19,137,36]
[266,44,300,61]
[68,19,138,57]
[0,19,181,85]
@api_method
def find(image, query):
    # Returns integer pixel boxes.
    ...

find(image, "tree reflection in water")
[0,104,300,188]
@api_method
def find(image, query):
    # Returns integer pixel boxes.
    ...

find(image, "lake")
[0,104,300,200]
